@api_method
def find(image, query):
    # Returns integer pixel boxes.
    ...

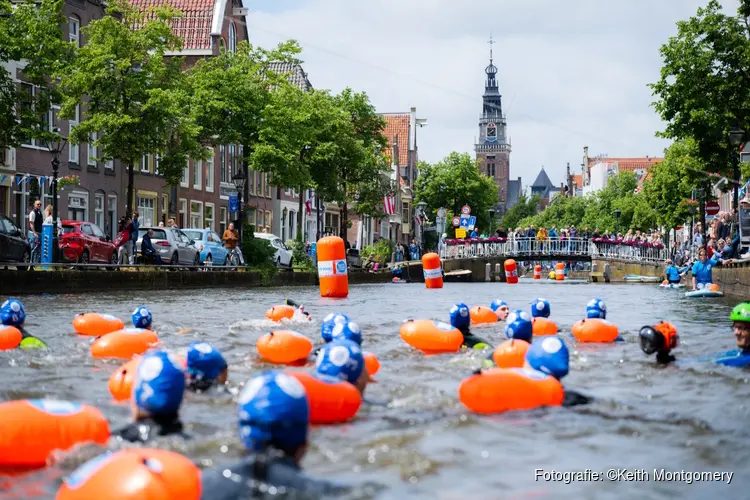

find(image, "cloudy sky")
[245,0,739,188]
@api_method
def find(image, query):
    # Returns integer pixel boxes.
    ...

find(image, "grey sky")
[245,0,738,187]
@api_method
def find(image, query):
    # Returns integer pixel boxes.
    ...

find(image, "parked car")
[60,220,118,266]
[0,215,30,269]
[135,227,200,266]
[254,232,293,267]
[182,229,229,266]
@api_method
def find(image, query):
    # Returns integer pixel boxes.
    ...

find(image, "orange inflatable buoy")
[257,330,312,365]
[0,400,110,467]
[458,367,564,414]
[399,319,463,354]
[56,448,201,500]
[265,305,295,322]
[492,339,530,368]
[422,252,444,289]
[533,265,541,280]
[90,328,158,359]
[73,313,124,337]
[470,306,499,325]
[317,236,349,298]
[107,357,140,401]
[504,259,518,284]
[364,351,380,376]
[555,263,565,281]
[287,371,361,424]
[707,283,720,292]
[532,317,559,336]
[571,318,619,343]
[0,325,22,350]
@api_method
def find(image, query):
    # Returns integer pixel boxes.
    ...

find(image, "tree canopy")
[501,194,540,230]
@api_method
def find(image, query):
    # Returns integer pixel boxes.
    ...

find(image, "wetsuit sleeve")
[562,389,592,407]
[458,327,493,350]
[113,423,147,443]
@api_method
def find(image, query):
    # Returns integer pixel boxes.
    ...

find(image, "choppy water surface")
[1,281,747,499]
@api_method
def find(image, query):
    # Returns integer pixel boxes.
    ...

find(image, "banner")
[41,223,53,266]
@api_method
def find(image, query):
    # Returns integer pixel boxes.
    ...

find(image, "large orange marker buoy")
[555,262,565,281]
[533,265,541,280]
[317,236,348,298]
[504,259,518,284]
[422,252,443,289]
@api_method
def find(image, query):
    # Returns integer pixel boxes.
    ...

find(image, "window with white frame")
[227,144,235,180]
[264,210,272,230]
[229,22,237,53]
[68,16,80,47]
[137,196,155,227]
[153,154,159,175]
[20,84,55,148]
[105,158,113,170]
[256,210,263,229]
[107,196,117,240]
[94,192,105,230]
[68,104,79,163]
[219,145,226,183]
[179,198,187,228]
[256,169,262,195]
[264,173,271,198]
[205,152,214,192]
[219,206,227,235]
[87,132,97,166]
[181,159,189,187]
[190,201,203,229]
[67,191,88,221]
[193,159,202,190]
[141,155,149,173]
[205,203,214,231]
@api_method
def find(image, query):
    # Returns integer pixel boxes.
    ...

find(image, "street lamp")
[231,169,247,248]
[416,201,427,248]
[49,128,67,263]
[728,125,745,213]
[613,208,622,237]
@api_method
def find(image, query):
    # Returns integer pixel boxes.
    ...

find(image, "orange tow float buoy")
[265,305,296,322]
[491,339,530,368]
[317,236,349,298]
[90,328,159,359]
[458,367,564,414]
[422,252,444,289]
[504,259,518,284]
[72,313,124,337]
[56,448,201,500]
[0,400,110,468]
[399,319,463,354]
[555,263,565,281]
[256,330,312,365]
[470,306,499,325]
[287,371,362,424]
[707,283,720,292]
[363,351,380,376]
[571,318,619,343]
[532,317,559,336]
[0,325,22,350]
[107,357,140,401]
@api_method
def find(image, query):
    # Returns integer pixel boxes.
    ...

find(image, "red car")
[60,220,118,266]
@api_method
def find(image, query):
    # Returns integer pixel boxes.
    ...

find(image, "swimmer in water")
[285,299,311,320]
[525,337,591,407]
[186,342,228,392]
[200,371,348,499]
[312,312,352,355]
[586,298,607,319]
[712,303,750,366]
[490,299,510,321]
[530,298,551,319]
[114,350,189,443]
[482,309,534,368]
[0,298,47,348]
[450,303,493,349]
[132,306,152,329]
[316,339,369,395]
[638,322,679,364]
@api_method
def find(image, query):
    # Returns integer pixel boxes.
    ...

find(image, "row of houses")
[0,0,423,249]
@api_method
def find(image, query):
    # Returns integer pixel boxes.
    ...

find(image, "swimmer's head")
[525,337,569,379]
[490,299,510,321]
[132,306,152,329]
[731,303,750,351]
[330,320,362,345]
[238,371,308,460]
[321,313,349,343]
[187,342,228,387]
[586,298,607,319]
[1,298,25,327]
[132,350,185,419]
[449,303,471,330]
[531,298,551,319]
[315,339,366,394]
[505,310,533,342]
[639,322,679,355]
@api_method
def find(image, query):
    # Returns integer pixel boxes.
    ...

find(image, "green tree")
[58,0,198,215]
[502,193,541,230]
[413,153,498,237]
[0,0,73,150]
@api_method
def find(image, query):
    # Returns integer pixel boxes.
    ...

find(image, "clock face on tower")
[486,122,497,142]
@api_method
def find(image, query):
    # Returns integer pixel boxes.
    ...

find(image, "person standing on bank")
[28,200,42,263]
[129,212,140,265]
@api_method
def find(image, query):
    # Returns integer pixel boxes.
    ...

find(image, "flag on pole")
[383,194,395,215]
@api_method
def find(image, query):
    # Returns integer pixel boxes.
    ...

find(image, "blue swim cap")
[238,370,309,452]
[132,306,153,329]
[505,310,533,342]
[449,303,471,329]
[490,299,508,312]
[187,342,227,382]
[1,298,25,327]
[315,339,364,384]
[586,298,607,319]
[330,320,362,345]
[321,313,349,343]
[526,337,569,379]
[133,350,185,415]
[531,298,551,318]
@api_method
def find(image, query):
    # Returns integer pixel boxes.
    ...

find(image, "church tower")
[474,36,511,214]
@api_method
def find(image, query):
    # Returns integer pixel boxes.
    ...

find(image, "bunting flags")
[383,194,396,215]
[12,174,55,189]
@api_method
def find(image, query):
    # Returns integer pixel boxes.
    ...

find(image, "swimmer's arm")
[691,275,696,290]
[562,389,592,407]
[18,328,47,349]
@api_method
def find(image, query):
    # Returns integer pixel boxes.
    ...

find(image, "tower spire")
[488,33,495,63]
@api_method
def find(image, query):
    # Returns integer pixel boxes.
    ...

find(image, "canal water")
[1,281,746,499]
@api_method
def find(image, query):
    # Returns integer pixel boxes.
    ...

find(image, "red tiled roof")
[588,157,664,170]
[381,113,410,167]
[572,174,582,188]
[130,0,216,50]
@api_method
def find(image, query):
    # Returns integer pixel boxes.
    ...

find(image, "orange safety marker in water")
[504,259,518,284]
[555,262,565,281]
[317,236,348,298]
[422,252,443,288]
[533,265,541,280]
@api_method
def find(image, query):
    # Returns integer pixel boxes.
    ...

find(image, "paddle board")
[625,275,661,283]
[659,283,684,289]
[684,289,724,298]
